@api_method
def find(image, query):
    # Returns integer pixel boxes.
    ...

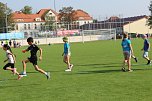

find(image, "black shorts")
[3,63,14,70]
[28,57,37,65]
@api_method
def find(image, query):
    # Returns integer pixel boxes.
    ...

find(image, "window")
[24,24,27,30]
[35,18,41,21]
[16,24,18,30]
[35,24,37,29]
[28,24,30,30]
[40,23,43,30]
[77,22,79,25]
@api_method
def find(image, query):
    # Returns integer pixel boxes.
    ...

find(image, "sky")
[0,0,151,20]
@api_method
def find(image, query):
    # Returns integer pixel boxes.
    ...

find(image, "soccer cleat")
[46,72,50,80]
[20,72,27,76]
[147,60,151,65]
[65,69,71,72]
[121,67,126,72]
[134,58,138,63]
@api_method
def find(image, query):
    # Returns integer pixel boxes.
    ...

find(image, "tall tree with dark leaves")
[21,6,32,14]
[0,2,14,33]
[58,6,75,30]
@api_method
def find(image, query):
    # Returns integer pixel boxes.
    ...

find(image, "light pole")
[53,0,57,37]
[5,3,8,33]
[54,0,56,11]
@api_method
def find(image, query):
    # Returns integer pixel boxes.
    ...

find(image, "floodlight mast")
[5,3,8,33]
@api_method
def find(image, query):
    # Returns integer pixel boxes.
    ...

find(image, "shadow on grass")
[77,69,121,74]
[0,83,41,89]
[76,63,121,66]
[75,63,121,68]
[27,70,61,74]
[76,63,152,74]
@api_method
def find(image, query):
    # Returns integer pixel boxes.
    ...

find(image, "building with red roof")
[11,8,93,37]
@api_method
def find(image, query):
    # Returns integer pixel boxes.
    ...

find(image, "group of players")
[2,37,73,80]
[2,33,149,80]
[121,33,151,72]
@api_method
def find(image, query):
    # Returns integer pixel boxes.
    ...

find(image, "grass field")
[0,38,152,101]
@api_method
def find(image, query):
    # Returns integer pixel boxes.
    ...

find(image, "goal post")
[81,29,116,43]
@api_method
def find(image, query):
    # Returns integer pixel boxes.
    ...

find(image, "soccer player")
[3,44,22,80]
[20,37,50,79]
[62,37,73,72]
[121,33,134,72]
[141,34,151,65]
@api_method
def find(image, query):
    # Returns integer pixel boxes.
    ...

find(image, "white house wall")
[78,20,93,26]
[15,22,45,32]
[123,18,152,34]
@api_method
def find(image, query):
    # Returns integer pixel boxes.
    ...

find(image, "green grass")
[0,38,152,101]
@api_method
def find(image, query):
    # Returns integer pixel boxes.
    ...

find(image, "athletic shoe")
[128,69,133,72]
[20,72,27,76]
[65,69,71,72]
[121,67,126,72]
[70,64,74,69]
[134,58,138,63]
[46,72,50,80]
[147,60,151,65]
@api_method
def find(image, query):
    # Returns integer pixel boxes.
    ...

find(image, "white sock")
[23,71,26,74]
[44,72,47,75]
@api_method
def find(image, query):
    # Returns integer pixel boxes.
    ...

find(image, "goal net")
[81,29,116,40]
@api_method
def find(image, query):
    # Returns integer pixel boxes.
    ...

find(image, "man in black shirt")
[20,37,50,79]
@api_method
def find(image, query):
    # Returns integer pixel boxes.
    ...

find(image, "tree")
[148,1,152,28]
[58,6,75,29]
[42,10,56,31]
[21,6,32,14]
[0,2,14,33]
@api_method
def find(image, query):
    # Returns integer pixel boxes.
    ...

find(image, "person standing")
[121,33,134,72]
[141,34,151,65]
[62,37,73,72]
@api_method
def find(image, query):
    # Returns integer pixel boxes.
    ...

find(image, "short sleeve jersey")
[27,44,39,58]
[144,39,150,51]
[121,38,131,52]
[6,50,14,63]
[64,42,70,54]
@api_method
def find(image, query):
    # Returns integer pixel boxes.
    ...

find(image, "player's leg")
[143,52,151,65]
[21,59,30,75]
[122,52,127,72]
[3,63,12,71]
[131,55,138,62]
[10,64,22,80]
[33,65,50,79]
[127,52,133,72]
[63,55,68,64]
